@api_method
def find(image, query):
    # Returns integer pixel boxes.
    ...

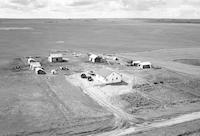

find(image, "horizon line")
[0,18,200,20]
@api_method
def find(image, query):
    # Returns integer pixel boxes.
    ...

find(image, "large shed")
[30,62,41,70]
[48,53,63,63]
[89,54,103,63]
[138,62,152,69]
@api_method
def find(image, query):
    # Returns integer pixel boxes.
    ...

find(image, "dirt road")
[95,111,200,136]
[66,75,139,124]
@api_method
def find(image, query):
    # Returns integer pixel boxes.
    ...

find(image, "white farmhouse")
[48,53,63,63]
[138,62,152,69]
[30,62,41,70]
[95,69,122,84]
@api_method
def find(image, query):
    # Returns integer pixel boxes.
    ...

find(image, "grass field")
[0,19,200,136]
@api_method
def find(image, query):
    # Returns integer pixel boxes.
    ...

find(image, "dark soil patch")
[120,92,155,108]
[2,58,28,72]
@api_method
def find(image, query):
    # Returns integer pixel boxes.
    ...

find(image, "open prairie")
[0,19,200,136]
[0,19,200,58]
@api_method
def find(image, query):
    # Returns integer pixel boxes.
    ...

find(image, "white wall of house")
[96,72,122,84]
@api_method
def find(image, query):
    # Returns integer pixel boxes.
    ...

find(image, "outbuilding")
[30,62,41,70]
[138,62,152,69]
[35,67,46,75]
[48,53,63,63]
[95,69,122,84]
[132,61,141,66]
[51,69,57,75]
[28,58,36,65]
[89,54,103,63]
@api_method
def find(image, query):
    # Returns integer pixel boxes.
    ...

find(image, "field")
[0,19,200,136]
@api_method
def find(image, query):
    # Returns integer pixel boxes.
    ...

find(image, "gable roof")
[140,61,151,65]
[49,53,63,58]
[95,69,120,77]
[89,54,98,59]
[30,62,41,67]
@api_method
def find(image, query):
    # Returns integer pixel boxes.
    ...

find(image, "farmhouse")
[95,69,122,84]
[48,53,63,63]
[30,62,41,70]
[89,54,103,63]
[35,67,46,75]
[138,62,152,69]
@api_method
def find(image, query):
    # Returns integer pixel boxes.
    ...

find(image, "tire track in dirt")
[95,111,200,136]
[66,75,141,126]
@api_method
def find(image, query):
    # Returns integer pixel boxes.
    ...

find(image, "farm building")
[30,62,41,70]
[132,61,141,66]
[95,69,122,84]
[51,69,57,75]
[28,58,36,65]
[48,53,63,63]
[35,67,46,75]
[138,62,152,69]
[89,54,103,63]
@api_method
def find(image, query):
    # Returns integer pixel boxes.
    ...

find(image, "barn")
[30,62,41,70]
[95,69,122,84]
[48,53,63,63]
[138,62,152,69]
[89,54,102,63]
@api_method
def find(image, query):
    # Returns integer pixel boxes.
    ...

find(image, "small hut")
[51,69,57,75]
[35,67,46,75]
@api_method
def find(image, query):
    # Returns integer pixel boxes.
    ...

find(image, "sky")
[0,0,200,18]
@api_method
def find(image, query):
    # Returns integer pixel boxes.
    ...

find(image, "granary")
[28,58,36,65]
[30,62,41,70]
[132,61,141,66]
[95,69,122,84]
[51,69,57,75]
[35,67,46,75]
[48,53,63,63]
[89,54,103,63]
[138,62,152,69]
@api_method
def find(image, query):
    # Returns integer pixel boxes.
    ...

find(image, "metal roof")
[49,53,63,58]
[140,61,151,65]
[30,62,41,67]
